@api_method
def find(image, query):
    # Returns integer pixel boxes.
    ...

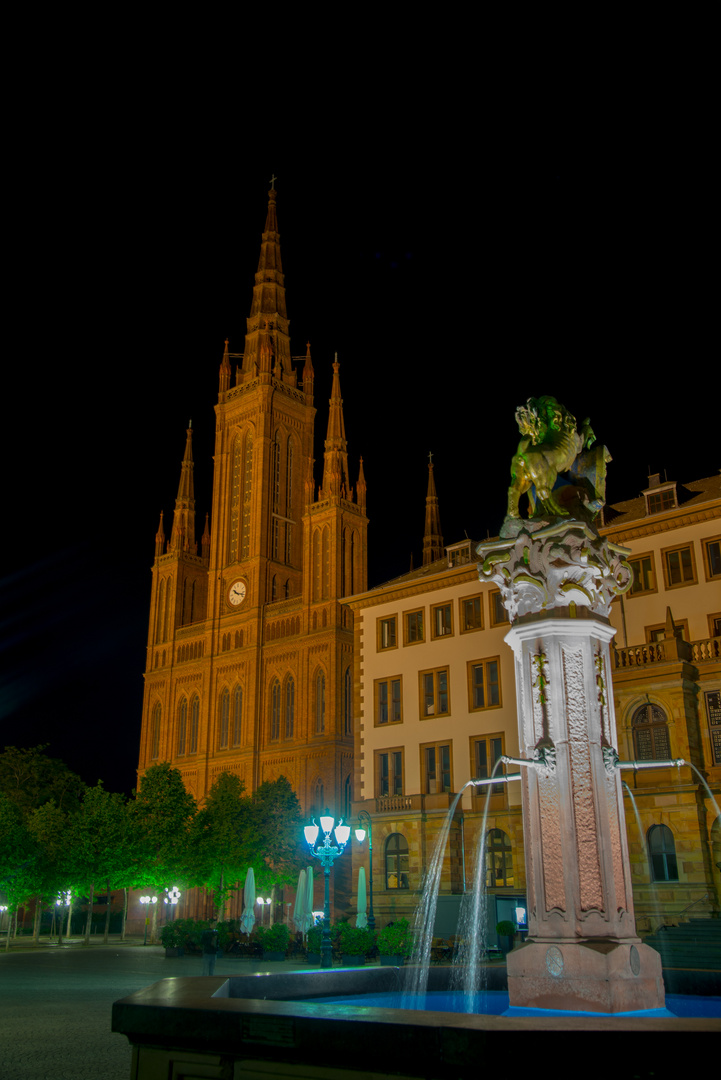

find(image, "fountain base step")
[507,939,665,1014]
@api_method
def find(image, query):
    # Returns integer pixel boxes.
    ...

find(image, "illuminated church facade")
[138,187,367,820]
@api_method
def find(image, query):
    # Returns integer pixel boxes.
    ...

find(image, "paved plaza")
[0,938,307,1080]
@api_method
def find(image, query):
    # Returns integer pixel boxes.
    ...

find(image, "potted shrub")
[495,920,516,955]
[160,921,184,957]
[376,918,412,966]
[256,922,290,961]
[338,923,375,966]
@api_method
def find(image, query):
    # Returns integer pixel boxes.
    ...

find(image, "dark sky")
[4,128,717,796]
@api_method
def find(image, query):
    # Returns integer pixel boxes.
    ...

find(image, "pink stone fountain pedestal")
[480,522,665,1013]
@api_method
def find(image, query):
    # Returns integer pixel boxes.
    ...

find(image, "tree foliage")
[130,763,197,892]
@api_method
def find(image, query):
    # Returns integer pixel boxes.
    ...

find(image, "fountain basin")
[112,966,720,1080]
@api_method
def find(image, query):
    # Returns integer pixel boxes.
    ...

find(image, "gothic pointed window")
[311,778,324,815]
[315,671,326,734]
[270,680,281,740]
[177,697,188,757]
[219,688,230,749]
[344,666,352,736]
[343,774,352,819]
[189,695,199,754]
[285,437,294,565]
[233,686,242,747]
[150,703,161,759]
[156,580,165,644]
[285,676,295,738]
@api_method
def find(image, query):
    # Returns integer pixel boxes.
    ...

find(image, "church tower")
[422,455,444,565]
[139,185,368,820]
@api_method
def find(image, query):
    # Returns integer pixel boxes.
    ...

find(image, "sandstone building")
[348,469,721,940]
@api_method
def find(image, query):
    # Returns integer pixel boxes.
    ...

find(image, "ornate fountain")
[477,395,665,1012]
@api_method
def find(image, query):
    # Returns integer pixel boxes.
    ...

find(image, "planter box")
[341,955,366,966]
[306,953,321,965]
[379,955,405,966]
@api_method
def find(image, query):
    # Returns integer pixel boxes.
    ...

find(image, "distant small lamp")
[304,810,352,968]
[354,809,375,930]
[256,896,273,925]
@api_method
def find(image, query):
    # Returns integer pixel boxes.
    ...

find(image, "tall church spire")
[242,185,292,379]
[169,425,197,553]
[321,355,351,499]
[422,454,444,565]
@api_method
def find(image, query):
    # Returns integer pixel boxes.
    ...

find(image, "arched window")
[270,680,281,740]
[177,698,188,757]
[156,580,165,644]
[632,703,671,761]
[485,829,513,887]
[233,685,242,747]
[344,666,352,736]
[648,824,678,881]
[285,677,295,738]
[189,695,199,754]
[219,688,230,749]
[150,702,161,759]
[385,833,409,890]
[315,671,326,734]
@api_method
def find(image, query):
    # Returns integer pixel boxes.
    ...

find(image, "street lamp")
[354,810,375,931]
[304,811,351,968]
[140,895,157,946]
[164,886,181,922]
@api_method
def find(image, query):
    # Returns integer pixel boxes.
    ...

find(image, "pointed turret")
[155,511,166,557]
[422,454,444,566]
[302,341,314,401]
[219,338,231,394]
[321,355,351,499]
[356,456,367,512]
[169,424,197,554]
[242,184,292,379]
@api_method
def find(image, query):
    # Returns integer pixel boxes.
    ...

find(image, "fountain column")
[479,520,665,1013]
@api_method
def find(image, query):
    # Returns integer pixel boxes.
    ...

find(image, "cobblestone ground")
[0,940,307,1080]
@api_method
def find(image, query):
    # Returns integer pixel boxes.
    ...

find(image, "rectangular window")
[420,667,450,718]
[647,488,676,514]
[645,621,688,644]
[431,603,453,638]
[473,735,505,793]
[377,749,404,797]
[461,595,483,632]
[628,553,656,596]
[375,677,402,725]
[468,658,501,711]
[404,608,424,644]
[422,743,452,794]
[489,589,508,626]
[378,616,397,650]
[702,537,721,581]
[662,544,697,589]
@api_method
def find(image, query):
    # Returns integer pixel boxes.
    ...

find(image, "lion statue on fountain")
[506,395,610,526]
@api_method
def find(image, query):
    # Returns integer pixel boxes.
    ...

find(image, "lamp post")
[354,810,375,931]
[257,897,272,926]
[164,886,181,922]
[304,811,351,968]
[140,895,157,946]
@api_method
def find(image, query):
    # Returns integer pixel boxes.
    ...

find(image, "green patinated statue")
[506,395,610,523]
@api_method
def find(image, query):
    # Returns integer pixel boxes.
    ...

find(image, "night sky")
[4,133,716,796]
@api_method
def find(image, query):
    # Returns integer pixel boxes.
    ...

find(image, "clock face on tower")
[228,579,247,607]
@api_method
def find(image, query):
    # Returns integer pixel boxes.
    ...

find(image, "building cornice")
[600,501,721,544]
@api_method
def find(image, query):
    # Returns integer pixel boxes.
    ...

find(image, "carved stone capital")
[477,520,632,621]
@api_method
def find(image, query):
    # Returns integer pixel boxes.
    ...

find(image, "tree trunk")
[121,888,127,941]
[84,883,95,944]
[103,880,111,943]
[151,900,158,944]
[32,898,42,944]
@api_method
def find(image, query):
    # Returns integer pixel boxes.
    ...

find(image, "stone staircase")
[643,918,721,971]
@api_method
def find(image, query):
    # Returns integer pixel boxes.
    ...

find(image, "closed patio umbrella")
[293,869,306,933]
[356,866,368,928]
[240,867,256,935]
[303,866,315,933]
